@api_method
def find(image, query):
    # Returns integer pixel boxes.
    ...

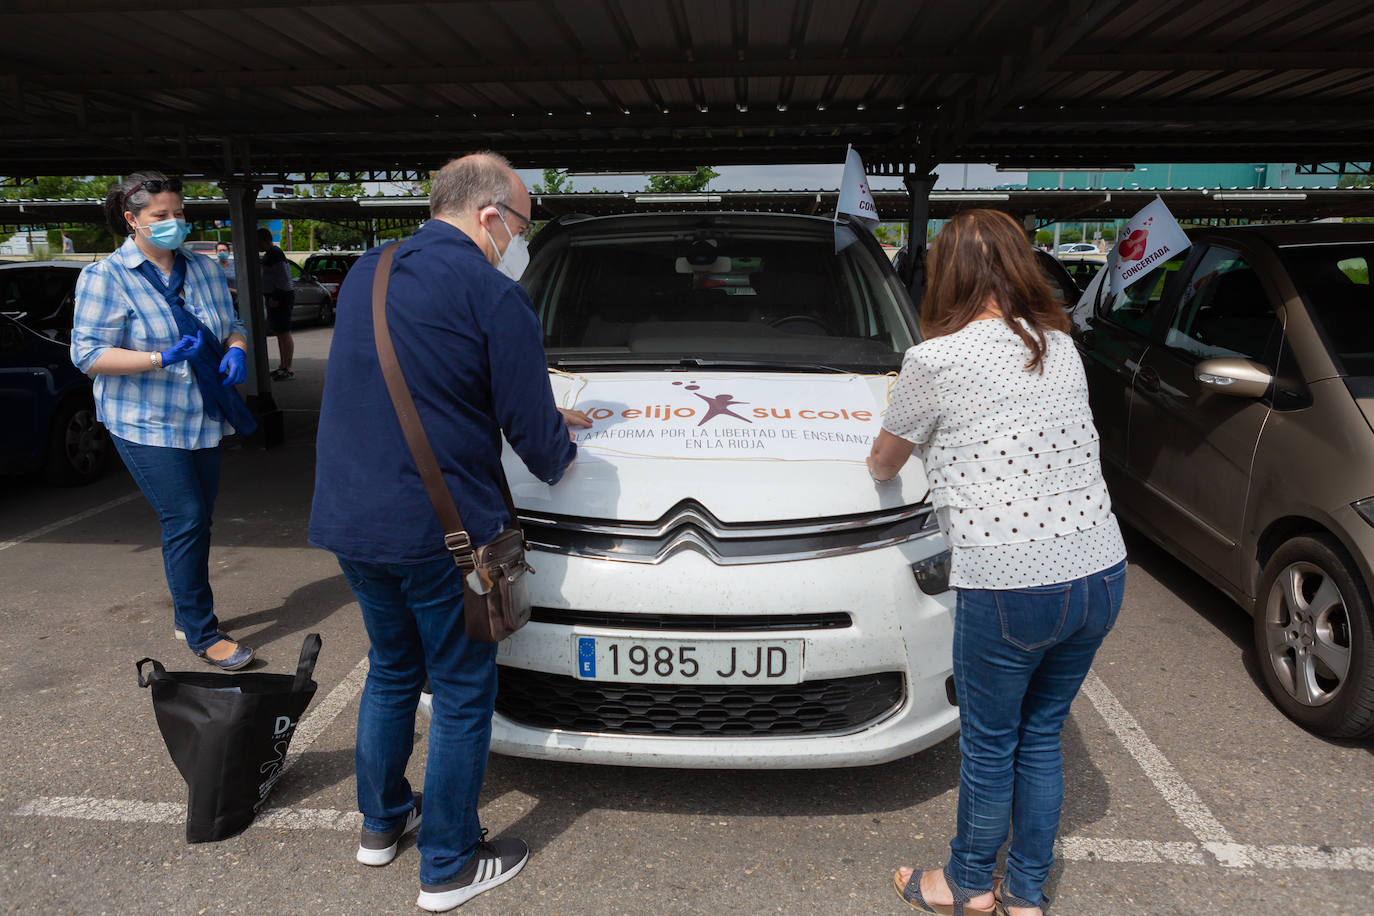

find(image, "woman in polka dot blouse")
[872,210,1127,916]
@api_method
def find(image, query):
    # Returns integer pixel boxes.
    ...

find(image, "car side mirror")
[1195,357,1274,399]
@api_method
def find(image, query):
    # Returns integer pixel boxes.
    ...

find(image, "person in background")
[872,209,1127,916]
[70,170,258,670]
[309,152,590,913]
[213,241,236,303]
[61,230,75,254]
[257,226,294,380]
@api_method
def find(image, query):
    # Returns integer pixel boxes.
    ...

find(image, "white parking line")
[0,491,141,553]
[1081,671,1253,868]
[281,654,369,778]
[11,796,1373,873]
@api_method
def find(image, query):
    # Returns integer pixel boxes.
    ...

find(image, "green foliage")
[643,167,719,193]
[532,168,573,194]
[872,224,904,246]
[0,174,121,199]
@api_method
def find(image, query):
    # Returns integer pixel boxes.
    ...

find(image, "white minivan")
[484,212,958,767]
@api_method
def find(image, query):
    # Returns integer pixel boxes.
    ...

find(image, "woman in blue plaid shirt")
[71,171,258,670]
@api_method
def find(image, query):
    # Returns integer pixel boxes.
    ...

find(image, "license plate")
[572,636,804,685]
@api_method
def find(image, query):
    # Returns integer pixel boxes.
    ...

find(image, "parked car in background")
[457,211,958,768]
[285,260,334,326]
[1,261,82,343]
[301,252,361,302]
[1071,223,1374,737]
[1057,242,1099,255]
[1058,251,1108,290]
[0,311,110,485]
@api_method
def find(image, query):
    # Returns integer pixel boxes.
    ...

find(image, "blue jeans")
[111,435,223,652]
[946,559,1127,906]
[338,555,499,886]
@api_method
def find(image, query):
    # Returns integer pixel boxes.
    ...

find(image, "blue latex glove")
[160,332,202,367]
[219,346,247,386]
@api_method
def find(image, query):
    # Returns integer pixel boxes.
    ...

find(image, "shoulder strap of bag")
[370,242,521,562]
[292,633,323,692]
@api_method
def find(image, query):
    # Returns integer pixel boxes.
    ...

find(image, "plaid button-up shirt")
[71,238,247,448]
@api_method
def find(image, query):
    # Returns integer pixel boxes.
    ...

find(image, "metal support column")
[900,171,938,309]
[222,177,284,448]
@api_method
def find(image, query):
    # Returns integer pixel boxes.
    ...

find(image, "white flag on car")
[834,145,880,252]
[1107,196,1191,295]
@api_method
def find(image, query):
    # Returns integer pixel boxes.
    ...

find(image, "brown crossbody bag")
[370,242,534,642]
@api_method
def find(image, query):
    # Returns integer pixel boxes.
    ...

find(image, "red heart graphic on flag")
[1120,229,1149,262]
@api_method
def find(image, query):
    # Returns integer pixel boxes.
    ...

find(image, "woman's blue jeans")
[111,435,223,652]
[337,555,498,887]
[946,559,1127,907]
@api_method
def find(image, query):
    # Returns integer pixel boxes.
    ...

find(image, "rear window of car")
[522,220,917,373]
[1281,242,1374,376]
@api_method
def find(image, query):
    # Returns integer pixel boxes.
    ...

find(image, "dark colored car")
[300,252,361,302]
[0,312,110,485]
[1,261,81,343]
[1071,223,1374,737]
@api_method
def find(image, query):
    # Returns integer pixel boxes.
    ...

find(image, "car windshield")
[1280,242,1374,375]
[522,219,918,373]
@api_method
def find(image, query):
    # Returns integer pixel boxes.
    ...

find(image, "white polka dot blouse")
[883,317,1126,589]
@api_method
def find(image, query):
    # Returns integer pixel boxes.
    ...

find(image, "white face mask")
[487,210,530,281]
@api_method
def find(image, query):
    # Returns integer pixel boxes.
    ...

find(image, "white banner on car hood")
[559,374,884,462]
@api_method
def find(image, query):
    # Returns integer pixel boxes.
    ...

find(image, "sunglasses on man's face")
[123,177,183,208]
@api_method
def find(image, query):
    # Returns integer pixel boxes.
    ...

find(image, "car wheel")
[43,396,110,486]
[1254,534,1374,737]
[318,298,335,326]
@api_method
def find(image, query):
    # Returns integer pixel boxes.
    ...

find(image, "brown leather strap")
[370,241,521,560]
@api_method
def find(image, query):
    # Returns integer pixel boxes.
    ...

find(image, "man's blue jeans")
[111,435,222,652]
[337,555,498,887]
[946,559,1127,907]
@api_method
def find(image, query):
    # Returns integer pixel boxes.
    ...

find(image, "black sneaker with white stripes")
[415,831,528,913]
[356,795,422,867]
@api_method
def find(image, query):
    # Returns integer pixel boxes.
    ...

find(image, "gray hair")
[104,170,177,237]
[429,152,516,220]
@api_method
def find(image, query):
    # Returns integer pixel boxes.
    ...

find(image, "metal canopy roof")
[3,0,1374,178]
[6,187,1374,228]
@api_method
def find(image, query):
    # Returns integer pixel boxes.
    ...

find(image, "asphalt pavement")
[1,325,1371,915]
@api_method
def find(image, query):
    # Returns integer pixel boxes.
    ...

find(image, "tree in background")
[532,168,573,194]
[644,167,719,193]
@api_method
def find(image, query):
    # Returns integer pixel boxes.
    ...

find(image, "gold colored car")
[1072,224,1374,737]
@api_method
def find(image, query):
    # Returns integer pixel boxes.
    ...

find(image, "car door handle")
[1135,366,1161,393]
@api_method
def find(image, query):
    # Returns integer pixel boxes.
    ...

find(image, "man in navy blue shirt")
[310,152,589,913]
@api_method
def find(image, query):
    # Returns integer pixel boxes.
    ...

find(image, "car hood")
[503,371,930,522]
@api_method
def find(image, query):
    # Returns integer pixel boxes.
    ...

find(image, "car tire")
[43,395,110,486]
[1254,534,1374,738]
[318,298,335,327]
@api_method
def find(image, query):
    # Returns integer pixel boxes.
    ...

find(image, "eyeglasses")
[493,202,533,239]
[122,177,183,209]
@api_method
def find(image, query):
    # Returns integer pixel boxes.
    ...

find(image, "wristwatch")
[150,350,162,369]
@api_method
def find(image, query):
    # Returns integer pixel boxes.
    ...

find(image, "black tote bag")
[135,633,322,843]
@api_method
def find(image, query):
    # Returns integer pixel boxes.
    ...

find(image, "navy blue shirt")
[309,219,574,564]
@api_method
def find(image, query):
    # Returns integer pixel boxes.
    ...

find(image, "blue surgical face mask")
[135,217,189,251]
[216,250,229,262]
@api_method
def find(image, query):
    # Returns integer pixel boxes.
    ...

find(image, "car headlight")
[912,549,952,595]
[1353,497,1374,529]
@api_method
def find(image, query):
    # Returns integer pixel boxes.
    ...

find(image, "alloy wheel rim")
[63,408,106,475]
[1264,560,1352,707]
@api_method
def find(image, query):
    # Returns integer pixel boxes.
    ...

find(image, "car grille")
[520,498,936,566]
[495,668,904,737]
[529,607,851,632]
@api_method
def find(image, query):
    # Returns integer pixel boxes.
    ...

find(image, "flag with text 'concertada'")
[1107,196,1191,295]
[834,145,880,253]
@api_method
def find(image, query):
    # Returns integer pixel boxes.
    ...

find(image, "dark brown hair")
[921,208,1070,372]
